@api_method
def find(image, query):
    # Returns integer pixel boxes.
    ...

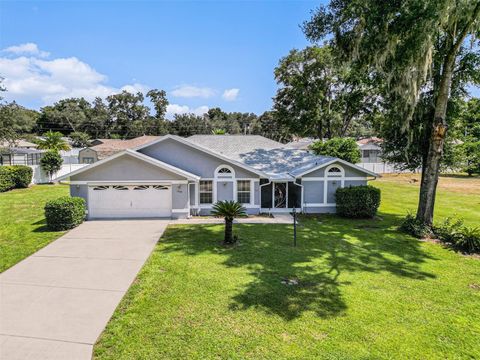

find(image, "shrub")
[454,227,480,254]
[0,167,15,192]
[462,141,480,176]
[45,196,86,231]
[40,150,63,182]
[7,165,33,188]
[310,137,361,164]
[335,185,381,218]
[399,213,432,238]
[433,217,464,244]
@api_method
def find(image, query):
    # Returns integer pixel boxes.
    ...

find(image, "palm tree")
[211,200,246,244]
[211,128,226,135]
[36,131,71,151]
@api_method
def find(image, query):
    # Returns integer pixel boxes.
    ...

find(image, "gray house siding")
[254,181,260,205]
[303,181,324,204]
[327,180,341,203]
[344,180,367,187]
[302,161,368,178]
[68,153,192,219]
[304,206,336,214]
[139,138,259,179]
[217,181,234,201]
[70,184,88,202]
[300,160,371,211]
[70,155,186,182]
[189,183,196,205]
[172,184,189,209]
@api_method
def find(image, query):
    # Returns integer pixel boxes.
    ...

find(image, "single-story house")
[58,135,378,219]
[78,136,160,164]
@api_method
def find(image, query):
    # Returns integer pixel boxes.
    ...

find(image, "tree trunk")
[224,219,233,244]
[416,1,480,225]
[416,50,456,226]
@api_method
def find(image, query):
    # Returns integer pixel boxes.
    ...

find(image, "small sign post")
[292,207,297,247]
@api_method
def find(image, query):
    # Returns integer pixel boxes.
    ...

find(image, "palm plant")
[211,200,246,244]
[36,131,71,151]
[211,128,226,135]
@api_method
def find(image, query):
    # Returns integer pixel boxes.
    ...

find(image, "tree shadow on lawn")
[160,213,436,321]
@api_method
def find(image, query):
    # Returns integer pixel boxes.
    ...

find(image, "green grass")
[0,184,69,272]
[374,175,480,226]
[94,178,480,359]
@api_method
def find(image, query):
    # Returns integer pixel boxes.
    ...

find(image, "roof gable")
[135,135,268,177]
[291,158,379,178]
[57,149,200,182]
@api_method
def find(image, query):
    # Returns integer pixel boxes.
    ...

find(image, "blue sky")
[0,0,321,117]
[1,0,477,118]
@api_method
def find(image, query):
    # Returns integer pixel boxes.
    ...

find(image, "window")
[215,165,235,179]
[93,186,109,191]
[133,185,149,190]
[82,157,95,164]
[199,180,213,204]
[237,180,251,204]
[112,185,129,191]
[218,167,231,174]
[152,185,169,190]
[327,166,343,177]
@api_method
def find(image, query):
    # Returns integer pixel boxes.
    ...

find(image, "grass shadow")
[31,219,53,233]
[160,212,436,321]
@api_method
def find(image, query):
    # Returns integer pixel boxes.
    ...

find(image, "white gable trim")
[133,134,268,178]
[293,158,379,178]
[56,149,201,181]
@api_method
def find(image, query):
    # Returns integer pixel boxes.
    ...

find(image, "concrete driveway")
[0,220,168,360]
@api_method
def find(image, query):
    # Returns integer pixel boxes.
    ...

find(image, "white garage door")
[88,184,172,218]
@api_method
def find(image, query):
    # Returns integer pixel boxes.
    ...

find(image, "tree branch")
[452,1,480,55]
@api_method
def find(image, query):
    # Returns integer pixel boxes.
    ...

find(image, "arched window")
[326,165,344,177]
[214,165,235,179]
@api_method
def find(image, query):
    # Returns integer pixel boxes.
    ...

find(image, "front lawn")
[0,184,69,272]
[94,176,480,359]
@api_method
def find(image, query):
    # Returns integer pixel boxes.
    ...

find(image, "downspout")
[187,181,191,218]
[293,178,304,214]
[259,179,272,215]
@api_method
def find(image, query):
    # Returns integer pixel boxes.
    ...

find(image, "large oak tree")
[304,0,480,225]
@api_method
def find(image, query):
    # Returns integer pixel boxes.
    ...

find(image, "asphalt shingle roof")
[91,136,161,160]
[187,135,336,179]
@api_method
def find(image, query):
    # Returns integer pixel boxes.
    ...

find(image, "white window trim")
[236,179,252,205]
[324,164,344,205]
[214,165,235,179]
[192,177,259,208]
[199,180,214,205]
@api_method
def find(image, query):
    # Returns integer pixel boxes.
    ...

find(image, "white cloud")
[3,42,50,58]
[121,83,150,94]
[166,104,209,119]
[222,88,239,101]
[0,44,149,105]
[171,85,215,98]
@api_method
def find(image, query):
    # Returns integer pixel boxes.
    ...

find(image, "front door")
[274,182,287,208]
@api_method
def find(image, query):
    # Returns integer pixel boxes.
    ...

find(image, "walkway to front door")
[0,220,168,360]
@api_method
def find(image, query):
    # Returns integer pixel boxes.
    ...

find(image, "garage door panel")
[88,185,172,218]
